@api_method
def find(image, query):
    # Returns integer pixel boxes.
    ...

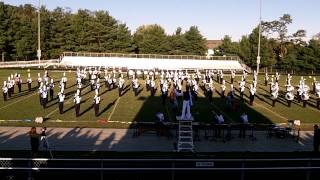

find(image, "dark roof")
[206,40,223,49]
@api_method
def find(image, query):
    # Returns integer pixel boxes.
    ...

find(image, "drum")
[285,92,294,101]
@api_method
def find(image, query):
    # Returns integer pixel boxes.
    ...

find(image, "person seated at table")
[214,113,224,137]
[239,112,248,138]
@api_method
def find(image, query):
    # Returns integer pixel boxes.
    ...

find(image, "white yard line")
[107,97,120,121]
[0,92,37,111]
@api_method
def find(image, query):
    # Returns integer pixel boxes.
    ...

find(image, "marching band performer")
[150,76,156,96]
[118,75,125,97]
[229,84,235,99]
[161,80,168,105]
[249,84,256,106]
[192,81,198,101]
[220,71,224,84]
[2,81,8,101]
[132,76,139,96]
[17,74,22,93]
[313,77,317,93]
[285,83,295,107]
[207,82,214,103]
[112,73,117,89]
[239,80,245,100]
[286,74,292,86]
[221,80,226,98]
[49,79,54,100]
[58,91,65,114]
[264,72,269,86]
[315,81,320,109]
[271,82,279,107]
[27,73,32,91]
[41,85,48,109]
[37,73,42,87]
[269,77,274,94]
[10,74,15,94]
[74,92,81,117]
[62,72,67,88]
[253,70,257,82]
[145,75,150,91]
[231,70,235,84]
[38,82,43,105]
[93,92,100,117]
[275,72,280,83]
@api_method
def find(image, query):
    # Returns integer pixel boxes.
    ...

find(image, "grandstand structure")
[0,52,251,72]
[60,52,250,72]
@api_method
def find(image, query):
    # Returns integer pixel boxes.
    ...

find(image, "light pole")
[37,0,41,68]
[256,0,262,74]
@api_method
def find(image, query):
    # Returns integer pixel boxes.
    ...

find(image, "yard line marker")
[0,92,37,111]
[107,97,120,121]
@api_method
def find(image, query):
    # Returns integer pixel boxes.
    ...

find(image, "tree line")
[217,14,320,72]
[0,2,207,61]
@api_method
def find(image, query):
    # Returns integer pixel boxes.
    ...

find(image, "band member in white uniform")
[2,81,8,101]
[49,79,54,100]
[93,93,100,117]
[231,70,235,84]
[17,74,22,93]
[249,84,256,106]
[221,80,226,98]
[27,73,32,91]
[270,82,279,107]
[37,73,42,87]
[118,75,125,97]
[161,81,168,105]
[41,85,48,109]
[58,91,65,114]
[264,72,269,86]
[74,93,81,117]
[239,80,245,100]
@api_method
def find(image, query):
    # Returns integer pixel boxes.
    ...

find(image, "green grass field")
[0,68,319,129]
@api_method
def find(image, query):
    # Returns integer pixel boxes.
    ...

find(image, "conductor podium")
[176,115,194,152]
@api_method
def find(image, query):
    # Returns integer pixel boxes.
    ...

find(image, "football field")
[0,68,319,129]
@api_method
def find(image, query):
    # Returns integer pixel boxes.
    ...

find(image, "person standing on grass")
[49,79,54,101]
[161,81,168,105]
[314,124,320,153]
[29,127,40,158]
[27,73,32,91]
[231,70,235,84]
[17,74,22,93]
[2,81,8,101]
[93,93,100,117]
[74,92,81,117]
[58,91,65,114]
[42,85,48,109]
[118,75,125,97]
[37,73,42,88]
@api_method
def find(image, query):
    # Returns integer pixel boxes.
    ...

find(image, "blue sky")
[4,0,320,41]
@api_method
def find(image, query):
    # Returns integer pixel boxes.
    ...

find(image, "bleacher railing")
[62,52,241,61]
[0,59,60,68]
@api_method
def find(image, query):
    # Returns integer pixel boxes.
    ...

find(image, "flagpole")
[256,0,262,74]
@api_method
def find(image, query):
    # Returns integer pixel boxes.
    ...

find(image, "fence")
[0,59,60,68]
[1,158,320,180]
[62,52,241,61]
